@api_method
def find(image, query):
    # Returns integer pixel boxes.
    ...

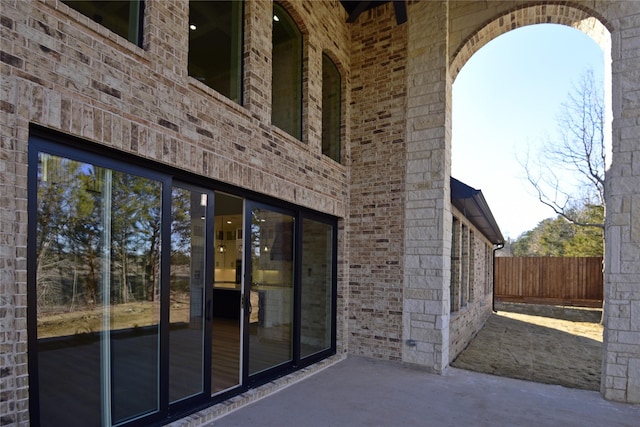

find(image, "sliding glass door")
[211,192,243,394]
[29,134,336,427]
[245,204,295,376]
[169,184,212,404]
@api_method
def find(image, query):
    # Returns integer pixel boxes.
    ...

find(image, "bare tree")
[522,68,605,229]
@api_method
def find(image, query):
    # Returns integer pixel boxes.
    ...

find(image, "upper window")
[322,54,342,163]
[188,1,243,103]
[62,1,143,46]
[272,4,302,139]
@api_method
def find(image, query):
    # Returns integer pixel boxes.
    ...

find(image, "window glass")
[169,185,208,403]
[272,4,302,139]
[189,1,243,102]
[63,0,143,46]
[248,207,295,375]
[35,152,161,426]
[300,218,334,358]
[322,55,341,162]
[461,224,469,307]
[211,192,243,394]
[469,230,475,303]
[451,217,461,313]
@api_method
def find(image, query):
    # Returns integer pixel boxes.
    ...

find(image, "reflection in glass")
[249,208,294,375]
[211,192,243,394]
[300,219,333,358]
[322,54,342,162]
[169,186,207,403]
[62,0,143,45]
[272,3,302,139]
[188,1,243,102]
[36,153,161,426]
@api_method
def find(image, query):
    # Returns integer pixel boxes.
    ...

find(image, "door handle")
[206,299,212,321]
[245,294,252,314]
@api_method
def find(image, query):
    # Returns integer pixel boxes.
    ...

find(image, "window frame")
[271,3,303,140]
[321,53,342,163]
[187,0,245,104]
[62,0,145,47]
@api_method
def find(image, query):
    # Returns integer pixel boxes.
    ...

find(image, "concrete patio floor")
[206,356,639,427]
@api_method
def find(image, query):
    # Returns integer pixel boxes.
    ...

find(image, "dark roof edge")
[451,177,504,245]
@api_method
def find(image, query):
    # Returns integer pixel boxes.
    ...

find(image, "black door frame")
[27,126,337,427]
[242,201,298,385]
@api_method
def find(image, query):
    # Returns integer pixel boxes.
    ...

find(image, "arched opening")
[448,4,611,393]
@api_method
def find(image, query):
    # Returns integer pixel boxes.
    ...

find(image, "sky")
[451,24,606,240]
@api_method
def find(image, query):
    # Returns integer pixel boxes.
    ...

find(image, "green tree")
[564,204,604,256]
[110,171,162,303]
[512,205,603,257]
[513,217,574,256]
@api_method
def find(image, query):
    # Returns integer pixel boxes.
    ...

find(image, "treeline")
[500,204,603,257]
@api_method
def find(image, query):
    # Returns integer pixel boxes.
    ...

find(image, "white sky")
[451,24,606,240]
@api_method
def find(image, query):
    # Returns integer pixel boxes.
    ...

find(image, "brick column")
[602,0,640,404]
[144,0,189,80]
[402,0,452,373]
[243,0,273,122]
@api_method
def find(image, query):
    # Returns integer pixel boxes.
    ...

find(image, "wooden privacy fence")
[494,257,603,307]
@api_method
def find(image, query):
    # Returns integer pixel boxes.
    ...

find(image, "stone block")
[628,358,640,403]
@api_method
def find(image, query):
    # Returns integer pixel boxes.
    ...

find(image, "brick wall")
[348,2,408,360]
[0,0,352,423]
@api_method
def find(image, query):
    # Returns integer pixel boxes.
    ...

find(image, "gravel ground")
[451,302,603,391]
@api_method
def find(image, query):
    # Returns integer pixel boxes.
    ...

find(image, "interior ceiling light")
[189,23,197,30]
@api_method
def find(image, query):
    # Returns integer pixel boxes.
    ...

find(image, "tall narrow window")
[450,217,461,313]
[272,4,302,139]
[485,245,492,295]
[469,230,475,303]
[62,1,143,46]
[322,54,341,162]
[188,1,243,102]
[461,224,469,307]
[300,218,334,358]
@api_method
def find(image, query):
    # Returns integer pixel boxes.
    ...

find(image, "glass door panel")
[211,192,243,394]
[109,169,162,424]
[34,153,162,426]
[300,218,334,358]
[247,206,295,376]
[169,186,209,403]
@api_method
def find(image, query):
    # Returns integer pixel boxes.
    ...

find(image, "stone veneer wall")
[446,0,640,404]
[448,207,494,363]
[402,0,453,373]
[0,1,352,424]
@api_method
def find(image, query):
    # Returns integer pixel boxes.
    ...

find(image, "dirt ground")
[451,302,603,391]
